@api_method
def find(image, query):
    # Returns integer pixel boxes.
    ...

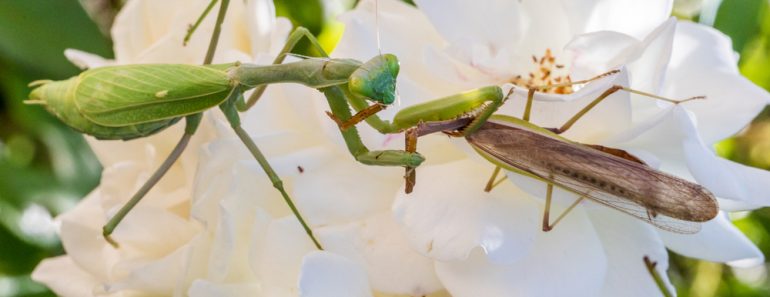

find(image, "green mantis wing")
[74,64,234,126]
[29,77,181,140]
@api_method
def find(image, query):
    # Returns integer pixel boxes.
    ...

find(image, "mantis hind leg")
[644,256,675,297]
[483,166,506,193]
[101,0,232,247]
[542,182,586,232]
[221,91,323,250]
[102,115,202,248]
[522,70,703,135]
[521,70,621,122]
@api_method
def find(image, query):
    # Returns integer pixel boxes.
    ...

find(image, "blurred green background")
[0,0,768,296]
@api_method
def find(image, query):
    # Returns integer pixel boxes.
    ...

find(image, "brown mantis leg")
[404,128,418,193]
[542,182,587,232]
[401,118,472,193]
[326,103,387,131]
[483,166,503,192]
[532,77,704,135]
[644,256,674,297]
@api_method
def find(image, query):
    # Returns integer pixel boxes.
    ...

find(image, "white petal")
[566,31,640,79]
[56,192,116,279]
[628,18,676,96]
[587,207,675,297]
[660,213,763,264]
[663,22,770,143]
[317,212,442,295]
[515,0,575,61]
[106,207,199,258]
[394,159,540,264]
[496,70,632,143]
[563,0,673,39]
[609,106,770,207]
[32,256,101,297]
[239,84,327,139]
[253,217,317,297]
[566,19,677,121]
[188,280,261,297]
[293,158,401,226]
[414,0,524,59]
[100,161,190,216]
[336,0,443,65]
[435,205,606,297]
[105,244,191,295]
[111,0,183,62]
[298,251,373,297]
[64,49,113,69]
[204,190,272,282]
[244,0,279,56]
[191,132,336,223]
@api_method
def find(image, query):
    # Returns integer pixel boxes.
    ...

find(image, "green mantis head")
[348,54,399,105]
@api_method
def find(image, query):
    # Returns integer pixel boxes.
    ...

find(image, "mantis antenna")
[375,0,382,56]
[373,0,400,106]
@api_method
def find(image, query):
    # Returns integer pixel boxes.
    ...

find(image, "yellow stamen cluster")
[510,49,573,94]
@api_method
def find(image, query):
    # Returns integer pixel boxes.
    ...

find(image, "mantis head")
[348,53,399,105]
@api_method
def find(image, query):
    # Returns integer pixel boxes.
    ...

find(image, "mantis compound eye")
[349,53,399,105]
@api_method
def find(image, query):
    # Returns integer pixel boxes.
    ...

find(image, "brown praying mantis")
[333,67,718,234]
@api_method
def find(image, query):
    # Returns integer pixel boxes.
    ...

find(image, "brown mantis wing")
[467,119,719,234]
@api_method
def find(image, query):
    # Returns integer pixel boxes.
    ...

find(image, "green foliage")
[713,0,764,54]
[668,1,770,296]
[0,1,109,296]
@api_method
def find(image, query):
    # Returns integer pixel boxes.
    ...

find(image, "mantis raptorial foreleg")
[236,26,425,170]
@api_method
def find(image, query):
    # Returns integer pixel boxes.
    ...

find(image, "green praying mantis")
[26,0,718,252]
[22,0,502,250]
[25,0,415,249]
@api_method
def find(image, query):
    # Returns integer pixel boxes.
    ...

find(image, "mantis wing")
[468,118,719,234]
[74,64,234,126]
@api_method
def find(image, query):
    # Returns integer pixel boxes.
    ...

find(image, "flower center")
[510,48,573,94]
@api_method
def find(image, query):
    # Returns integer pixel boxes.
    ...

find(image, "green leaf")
[0,0,112,79]
[713,0,765,54]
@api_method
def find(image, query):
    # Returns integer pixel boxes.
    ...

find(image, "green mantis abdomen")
[30,77,179,140]
[29,64,234,140]
[74,64,233,126]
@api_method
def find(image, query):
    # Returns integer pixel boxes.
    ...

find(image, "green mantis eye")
[348,53,399,105]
